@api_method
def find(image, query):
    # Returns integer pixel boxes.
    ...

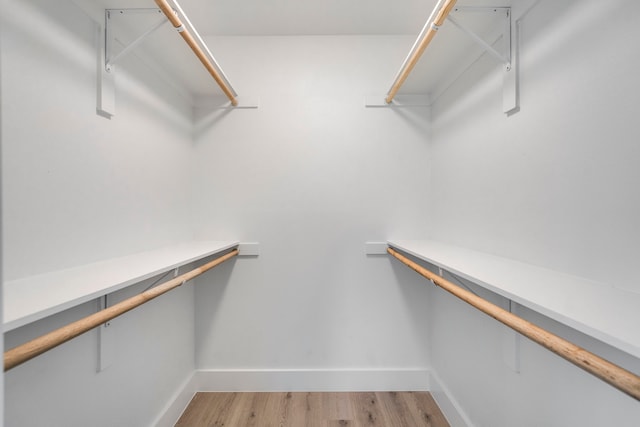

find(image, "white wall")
[4,277,196,427]
[7,0,637,425]
[2,3,436,424]
[0,0,5,420]
[2,0,195,282]
[2,1,197,425]
[429,0,640,425]
[428,278,640,427]
[431,0,640,294]
[191,36,434,382]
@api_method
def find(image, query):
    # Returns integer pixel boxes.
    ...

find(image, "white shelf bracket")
[503,10,520,115]
[502,299,521,373]
[447,14,509,66]
[98,8,168,118]
[97,295,115,372]
[98,23,115,118]
[448,7,519,114]
[105,9,168,72]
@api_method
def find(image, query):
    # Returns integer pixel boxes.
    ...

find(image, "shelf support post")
[503,9,519,115]
[502,299,521,373]
[97,295,115,372]
[98,16,115,118]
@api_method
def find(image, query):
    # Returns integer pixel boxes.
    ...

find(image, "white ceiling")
[77,0,510,36]
[71,0,514,98]
[177,0,512,36]
[177,0,437,36]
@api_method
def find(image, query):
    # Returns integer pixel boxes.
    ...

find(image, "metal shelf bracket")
[98,8,168,118]
[502,299,521,373]
[105,9,168,73]
[448,7,519,114]
[97,294,115,372]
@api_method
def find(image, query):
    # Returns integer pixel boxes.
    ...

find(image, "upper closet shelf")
[3,241,238,332]
[388,240,640,360]
[71,0,257,117]
[368,0,518,114]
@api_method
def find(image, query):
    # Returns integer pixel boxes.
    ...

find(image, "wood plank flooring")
[175,392,450,427]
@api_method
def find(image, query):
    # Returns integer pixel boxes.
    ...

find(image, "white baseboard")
[154,368,459,426]
[192,368,430,392]
[428,371,474,427]
[152,372,198,427]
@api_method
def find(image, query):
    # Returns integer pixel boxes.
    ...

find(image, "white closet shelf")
[3,241,238,332]
[388,240,640,359]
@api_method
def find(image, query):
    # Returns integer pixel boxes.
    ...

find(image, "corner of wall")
[150,372,198,427]
[155,368,472,426]
[428,370,474,427]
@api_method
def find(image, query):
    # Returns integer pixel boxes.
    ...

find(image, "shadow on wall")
[193,252,237,361]
[429,40,507,135]
[5,0,193,133]
[114,54,194,135]
[384,253,432,351]
[431,0,631,134]
[193,106,235,140]
[381,106,431,142]
[3,0,94,77]
[518,0,630,80]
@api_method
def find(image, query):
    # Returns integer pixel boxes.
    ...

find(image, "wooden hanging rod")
[387,246,640,401]
[154,0,238,106]
[4,248,238,372]
[386,0,458,104]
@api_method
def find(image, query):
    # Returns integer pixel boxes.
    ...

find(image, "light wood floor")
[175,391,450,427]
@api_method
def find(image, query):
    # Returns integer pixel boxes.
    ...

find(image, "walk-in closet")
[1,0,639,425]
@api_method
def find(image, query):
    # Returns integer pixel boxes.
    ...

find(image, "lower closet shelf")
[3,240,238,332]
[388,239,640,359]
